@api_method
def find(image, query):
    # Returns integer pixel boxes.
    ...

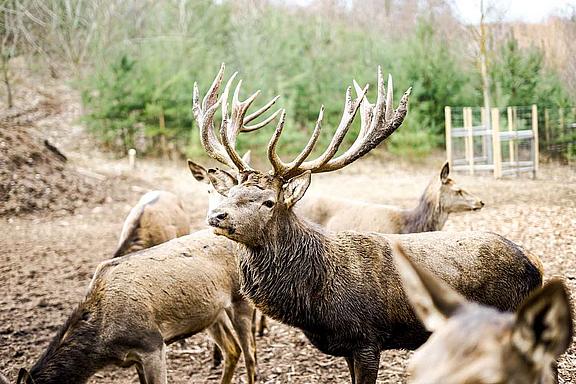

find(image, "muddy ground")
[1,78,575,383]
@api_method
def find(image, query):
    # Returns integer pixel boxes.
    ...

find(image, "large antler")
[192,63,281,171]
[268,67,411,179]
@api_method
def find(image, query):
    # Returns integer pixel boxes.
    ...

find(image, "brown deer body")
[298,162,484,233]
[18,230,256,384]
[194,66,544,384]
[113,190,190,257]
[392,244,572,384]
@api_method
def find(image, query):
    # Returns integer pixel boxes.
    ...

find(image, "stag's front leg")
[345,356,356,384]
[138,344,168,384]
[352,347,380,384]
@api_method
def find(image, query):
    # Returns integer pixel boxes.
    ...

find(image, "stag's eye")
[262,200,275,208]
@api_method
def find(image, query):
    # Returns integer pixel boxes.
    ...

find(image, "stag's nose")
[480,201,485,207]
[208,210,228,226]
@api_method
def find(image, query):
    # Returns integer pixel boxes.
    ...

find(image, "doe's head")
[392,243,573,384]
[192,64,410,245]
[187,151,251,214]
[437,161,484,213]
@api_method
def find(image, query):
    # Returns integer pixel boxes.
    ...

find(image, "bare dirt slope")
[1,78,575,383]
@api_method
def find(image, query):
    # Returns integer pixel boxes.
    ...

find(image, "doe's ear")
[207,168,237,196]
[440,161,450,183]
[282,171,311,209]
[187,159,209,184]
[512,279,573,363]
[392,242,466,331]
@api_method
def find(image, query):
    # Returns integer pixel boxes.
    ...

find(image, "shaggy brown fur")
[113,191,190,257]
[392,244,572,384]
[297,162,484,233]
[206,169,543,384]
[19,230,255,384]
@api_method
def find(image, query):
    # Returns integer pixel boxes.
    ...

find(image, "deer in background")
[392,243,572,384]
[113,190,190,257]
[195,65,544,384]
[14,86,283,384]
[16,231,256,384]
[298,161,484,233]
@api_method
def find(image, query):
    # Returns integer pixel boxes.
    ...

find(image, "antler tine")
[267,109,288,175]
[353,79,373,139]
[242,108,283,132]
[220,80,264,171]
[385,73,394,122]
[266,105,325,176]
[289,105,325,169]
[202,63,225,111]
[243,95,281,128]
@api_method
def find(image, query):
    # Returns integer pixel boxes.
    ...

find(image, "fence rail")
[445,105,540,178]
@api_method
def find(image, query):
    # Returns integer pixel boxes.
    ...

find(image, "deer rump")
[239,230,542,356]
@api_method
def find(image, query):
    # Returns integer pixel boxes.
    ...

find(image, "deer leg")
[212,344,223,368]
[208,313,241,384]
[258,312,268,336]
[135,364,147,384]
[345,356,356,384]
[139,344,167,384]
[352,348,380,384]
[227,301,257,384]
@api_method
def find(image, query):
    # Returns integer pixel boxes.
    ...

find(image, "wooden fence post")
[532,104,539,177]
[445,106,452,164]
[464,107,474,175]
[491,108,501,178]
[128,148,136,170]
[507,107,515,164]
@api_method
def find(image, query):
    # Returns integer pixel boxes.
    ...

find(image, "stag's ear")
[207,168,237,196]
[187,159,209,184]
[392,242,466,331]
[512,279,573,362]
[241,150,252,166]
[283,171,311,209]
[440,161,450,183]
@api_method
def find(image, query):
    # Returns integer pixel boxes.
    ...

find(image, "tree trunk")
[2,55,13,108]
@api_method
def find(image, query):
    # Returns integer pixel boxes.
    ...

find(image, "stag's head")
[392,244,573,384]
[437,162,484,213]
[193,64,410,245]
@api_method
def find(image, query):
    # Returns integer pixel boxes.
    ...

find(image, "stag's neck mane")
[238,206,332,328]
[401,181,447,233]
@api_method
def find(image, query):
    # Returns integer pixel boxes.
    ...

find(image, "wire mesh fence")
[445,105,540,178]
[540,107,576,162]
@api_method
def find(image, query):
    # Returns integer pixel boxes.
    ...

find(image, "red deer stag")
[392,243,572,384]
[194,65,543,384]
